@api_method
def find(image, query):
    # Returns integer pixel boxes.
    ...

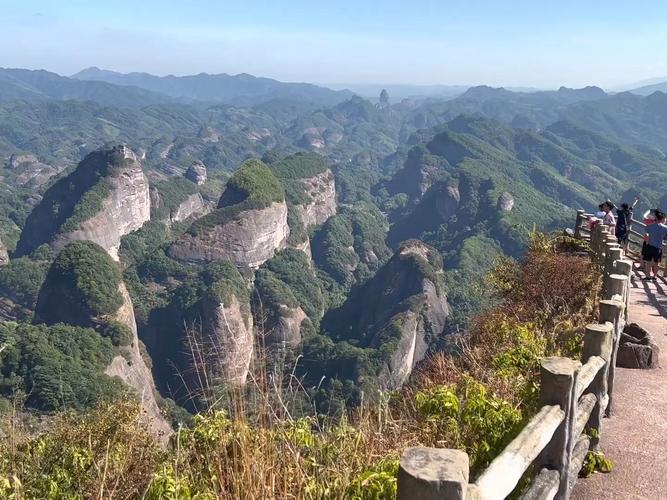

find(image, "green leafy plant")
[580,450,613,477]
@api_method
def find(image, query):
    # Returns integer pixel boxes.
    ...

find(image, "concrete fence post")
[603,273,628,302]
[538,357,581,500]
[599,299,624,417]
[603,246,622,278]
[614,259,633,322]
[582,323,614,449]
[574,210,584,239]
[398,447,470,500]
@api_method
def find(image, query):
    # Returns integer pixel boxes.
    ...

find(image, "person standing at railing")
[600,200,616,235]
[616,198,638,246]
[642,210,667,280]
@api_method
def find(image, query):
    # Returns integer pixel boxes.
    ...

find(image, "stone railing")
[398,213,632,500]
[574,209,667,272]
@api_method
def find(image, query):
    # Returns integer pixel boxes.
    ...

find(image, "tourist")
[616,198,638,246]
[642,210,667,280]
[600,201,616,235]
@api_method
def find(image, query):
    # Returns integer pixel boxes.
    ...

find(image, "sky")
[2,0,667,89]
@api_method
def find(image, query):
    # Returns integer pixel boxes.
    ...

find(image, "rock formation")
[292,169,337,228]
[185,161,207,185]
[34,241,171,441]
[5,153,63,188]
[323,240,448,390]
[15,145,150,261]
[497,192,515,212]
[200,296,254,386]
[105,283,173,441]
[0,236,8,266]
[435,184,461,220]
[169,159,289,268]
[265,304,307,347]
[170,193,211,223]
[170,201,289,267]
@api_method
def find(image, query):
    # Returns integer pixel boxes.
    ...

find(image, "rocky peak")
[323,239,448,390]
[292,169,337,227]
[169,159,289,268]
[185,161,207,185]
[15,145,150,261]
[34,241,171,441]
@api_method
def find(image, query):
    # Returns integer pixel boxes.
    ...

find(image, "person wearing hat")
[600,200,616,235]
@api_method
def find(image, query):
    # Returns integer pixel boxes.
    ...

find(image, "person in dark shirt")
[616,198,638,246]
[642,210,667,280]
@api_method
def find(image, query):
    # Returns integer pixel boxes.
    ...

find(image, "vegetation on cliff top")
[34,241,123,325]
[187,159,284,235]
[0,322,122,411]
[150,176,200,221]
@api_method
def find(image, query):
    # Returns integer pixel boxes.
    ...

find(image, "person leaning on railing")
[642,210,667,281]
[615,197,638,246]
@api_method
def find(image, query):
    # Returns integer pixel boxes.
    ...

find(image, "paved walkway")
[573,271,667,499]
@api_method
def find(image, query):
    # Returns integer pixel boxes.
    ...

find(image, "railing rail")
[398,211,629,500]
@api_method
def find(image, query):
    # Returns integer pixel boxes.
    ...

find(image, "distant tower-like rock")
[186,161,207,185]
[379,88,390,108]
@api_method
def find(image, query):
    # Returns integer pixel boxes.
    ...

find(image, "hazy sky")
[2,0,667,88]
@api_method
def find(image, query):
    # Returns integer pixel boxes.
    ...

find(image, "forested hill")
[2,72,667,437]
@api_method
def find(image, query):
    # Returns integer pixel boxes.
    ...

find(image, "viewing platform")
[397,214,667,500]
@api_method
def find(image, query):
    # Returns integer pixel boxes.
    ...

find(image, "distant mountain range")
[0,67,354,108]
[0,68,175,108]
[627,80,667,96]
[71,67,353,106]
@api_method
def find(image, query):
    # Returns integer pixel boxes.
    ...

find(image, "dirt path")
[572,272,667,499]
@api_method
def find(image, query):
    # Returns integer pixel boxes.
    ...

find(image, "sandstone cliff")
[169,159,289,268]
[264,304,307,347]
[170,192,211,223]
[323,240,448,390]
[170,201,289,267]
[15,145,150,261]
[200,296,254,386]
[0,236,7,266]
[292,169,337,228]
[105,283,172,442]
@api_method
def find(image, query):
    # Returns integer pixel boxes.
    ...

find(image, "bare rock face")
[105,283,172,442]
[293,170,337,228]
[170,201,289,268]
[498,192,515,212]
[298,128,327,150]
[435,185,461,220]
[185,161,207,185]
[266,304,307,347]
[198,126,220,143]
[324,240,448,390]
[0,236,8,266]
[201,296,254,386]
[5,153,63,188]
[16,145,150,261]
[170,193,211,223]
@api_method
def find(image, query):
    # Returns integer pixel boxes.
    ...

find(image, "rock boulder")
[617,323,660,369]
